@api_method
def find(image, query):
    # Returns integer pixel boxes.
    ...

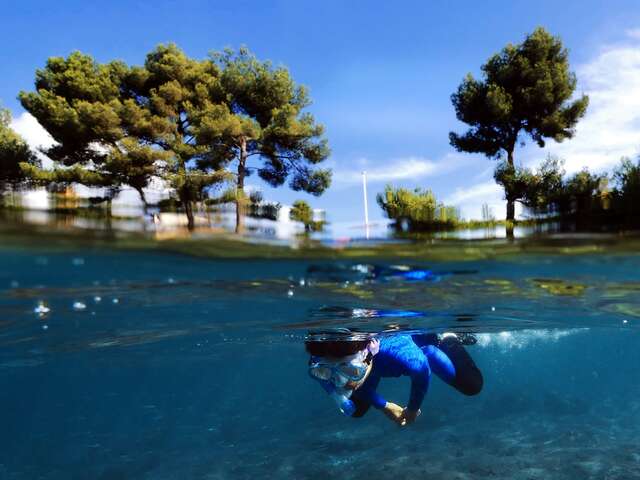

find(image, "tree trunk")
[505,148,515,222]
[235,137,247,234]
[505,148,515,239]
[135,188,150,232]
[185,199,195,231]
[506,199,515,222]
[506,200,515,239]
[506,197,515,239]
[135,187,149,216]
[177,157,195,231]
[178,182,195,231]
[506,221,514,239]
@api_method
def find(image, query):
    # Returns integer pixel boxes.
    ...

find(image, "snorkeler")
[305,264,477,284]
[306,331,483,425]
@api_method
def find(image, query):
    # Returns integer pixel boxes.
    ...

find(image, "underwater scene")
[1,239,640,480]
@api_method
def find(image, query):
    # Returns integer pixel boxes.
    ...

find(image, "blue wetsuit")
[351,335,457,412]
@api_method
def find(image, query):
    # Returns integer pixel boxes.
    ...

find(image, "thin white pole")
[362,171,370,239]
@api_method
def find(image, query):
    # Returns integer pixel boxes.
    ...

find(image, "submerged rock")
[531,278,587,296]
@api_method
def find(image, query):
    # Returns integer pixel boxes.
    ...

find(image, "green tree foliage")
[0,106,39,199]
[289,199,324,233]
[530,155,566,208]
[376,185,460,232]
[19,46,230,228]
[612,157,640,220]
[449,27,589,222]
[196,48,331,233]
[247,191,281,221]
[493,161,535,211]
[495,155,565,213]
[516,157,611,224]
[561,169,606,216]
[122,44,231,226]
[18,52,159,207]
[206,189,281,221]
[20,46,329,231]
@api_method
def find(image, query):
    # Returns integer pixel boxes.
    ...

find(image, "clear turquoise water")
[1,246,640,479]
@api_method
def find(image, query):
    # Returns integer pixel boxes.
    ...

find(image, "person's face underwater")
[308,349,373,391]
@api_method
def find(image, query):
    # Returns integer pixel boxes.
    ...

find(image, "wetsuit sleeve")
[407,361,431,412]
[368,390,387,409]
[392,337,432,411]
[381,335,433,411]
[356,376,387,409]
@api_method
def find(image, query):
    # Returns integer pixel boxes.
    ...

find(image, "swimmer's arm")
[363,389,387,409]
[407,362,431,413]
[382,401,405,424]
[363,385,416,425]
[360,389,405,424]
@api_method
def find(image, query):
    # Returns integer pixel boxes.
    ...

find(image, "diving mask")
[308,350,371,387]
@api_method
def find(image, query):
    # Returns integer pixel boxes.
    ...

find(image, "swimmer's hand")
[383,402,406,425]
[400,408,421,426]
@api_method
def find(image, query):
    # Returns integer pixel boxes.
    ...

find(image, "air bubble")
[34,302,50,317]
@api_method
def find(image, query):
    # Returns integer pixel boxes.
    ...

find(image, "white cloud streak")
[625,29,640,40]
[444,180,501,205]
[9,112,55,168]
[9,112,55,149]
[333,153,471,186]
[443,180,507,220]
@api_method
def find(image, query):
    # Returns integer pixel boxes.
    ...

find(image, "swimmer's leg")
[435,336,483,396]
[411,333,439,348]
[414,333,483,395]
[422,344,456,385]
[413,333,458,385]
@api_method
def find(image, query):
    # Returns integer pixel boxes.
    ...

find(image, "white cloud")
[522,32,640,174]
[444,180,501,205]
[243,184,261,195]
[9,112,55,149]
[333,153,470,186]
[443,180,507,220]
[9,112,55,168]
[625,29,640,40]
[362,157,437,181]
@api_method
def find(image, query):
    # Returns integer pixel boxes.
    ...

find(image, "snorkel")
[313,377,357,416]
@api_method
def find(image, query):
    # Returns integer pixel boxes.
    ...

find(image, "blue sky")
[3,0,640,230]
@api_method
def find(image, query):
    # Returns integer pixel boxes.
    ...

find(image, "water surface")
[1,237,639,479]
